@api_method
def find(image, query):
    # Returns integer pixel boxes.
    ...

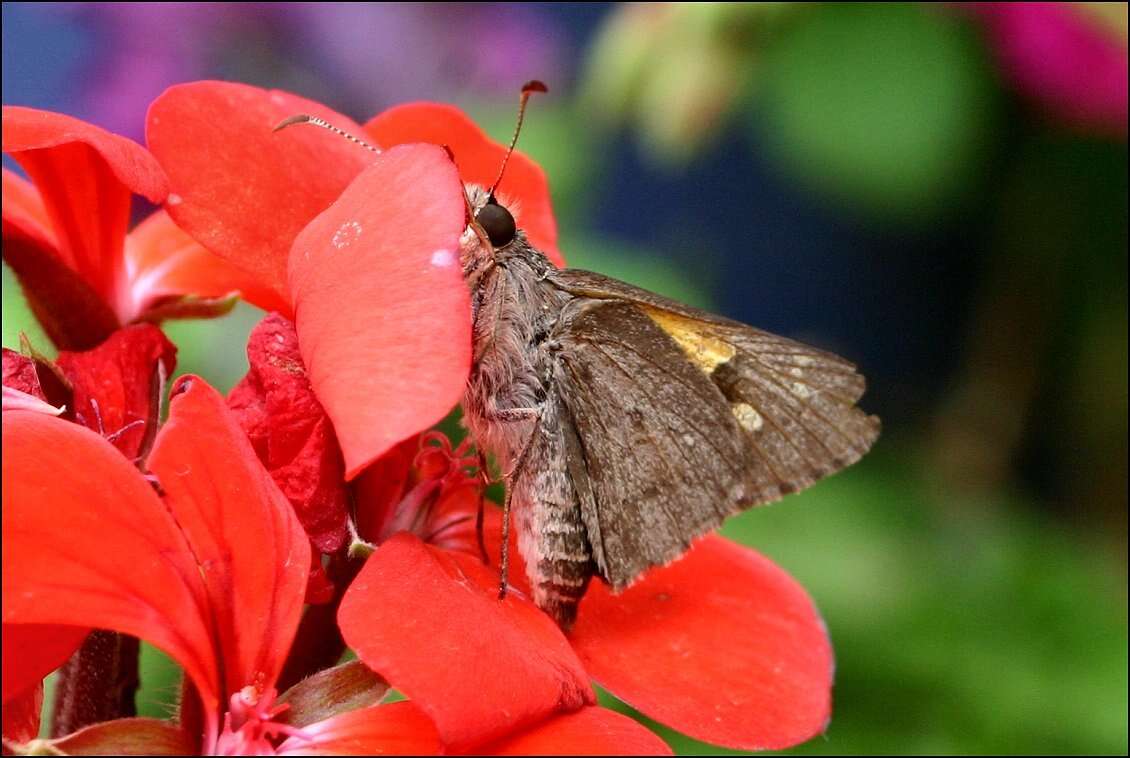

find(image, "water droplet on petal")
[167,193,183,206]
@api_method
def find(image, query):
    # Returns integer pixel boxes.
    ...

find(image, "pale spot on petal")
[331,220,363,250]
[430,249,456,268]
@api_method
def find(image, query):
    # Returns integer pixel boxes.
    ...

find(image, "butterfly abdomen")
[512,403,595,630]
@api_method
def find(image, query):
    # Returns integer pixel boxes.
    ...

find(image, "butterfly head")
[461,80,545,266]
[460,183,522,279]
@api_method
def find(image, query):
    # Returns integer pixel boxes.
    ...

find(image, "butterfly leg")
[474,449,491,564]
[485,406,541,600]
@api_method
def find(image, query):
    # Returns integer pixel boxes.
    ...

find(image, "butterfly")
[281,82,880,629]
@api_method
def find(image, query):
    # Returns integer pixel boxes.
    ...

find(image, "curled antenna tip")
[274,114,313,132]
[522,80,548,95]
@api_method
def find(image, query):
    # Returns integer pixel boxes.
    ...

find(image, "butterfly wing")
[548,268,880,590]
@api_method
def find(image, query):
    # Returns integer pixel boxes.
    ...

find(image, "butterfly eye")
[476,200,516,247]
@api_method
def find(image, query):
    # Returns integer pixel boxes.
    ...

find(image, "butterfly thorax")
[460,228,564,471]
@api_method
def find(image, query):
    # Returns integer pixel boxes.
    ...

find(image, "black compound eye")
[476,200,516,247]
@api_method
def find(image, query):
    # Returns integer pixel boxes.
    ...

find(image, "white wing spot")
[331,220,363,250]
[789,367,804,378]
[732,403,763,432]
[791,382,812,398]
[430,249,455,268]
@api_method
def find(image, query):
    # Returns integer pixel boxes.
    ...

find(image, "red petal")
[278,701,441,756]
[55,324,176,460]
[149,376,310,699]
[2,106,168,319]
[289,143,469,478]
[570,536,834,751]
[1,411,221,719]
[226,314,349,552]
[146,81,373,313]
[339,534,594,752]
[482,707,673,756]
[1,624,87,704]
[351,436,417,543]
[2,106,167,202]
[352,433,483,555]
[1,167,55,246]
[366,103,563,266]
[125,209,277,320]
[2,169,122,350]
[1,682,43,743]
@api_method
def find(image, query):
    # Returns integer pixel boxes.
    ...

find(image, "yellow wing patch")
[641,307,735,374]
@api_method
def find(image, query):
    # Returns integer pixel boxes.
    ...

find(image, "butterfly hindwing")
[552,298,755,589]
[547,268,880,590]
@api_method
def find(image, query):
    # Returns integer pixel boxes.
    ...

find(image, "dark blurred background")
[3,3,1126,754]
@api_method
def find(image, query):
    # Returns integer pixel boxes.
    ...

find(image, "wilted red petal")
[146,81,373,313]
[3,106,168,319]
[1,682,42,743]
[125,208,276,320]
[570,536,834,751]
[1,624,87,704]
[226,314,349,552]
[2,169,122,350]
[482,707,673,756]
[55,324,176,460]
[278,701,440,756]
[339,534,594,752]
[1,348,45,401]
[366,103,563,266]
[148,376,310,699]
[289,143,469,478]
[1,411,220,719]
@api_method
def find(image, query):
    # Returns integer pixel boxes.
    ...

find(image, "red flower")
[1,106,268,351]
[2,377,668,755]
[146,81,560,478]
[352,431,484,554]
[3,323,176,460]
[144,81,834,751]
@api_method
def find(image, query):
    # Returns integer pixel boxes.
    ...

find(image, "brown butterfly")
[281,82,880,630]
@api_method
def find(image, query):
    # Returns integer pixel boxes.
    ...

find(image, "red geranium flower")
[1,106,270,351]
[2,377,665,755]
[145,81,834,752]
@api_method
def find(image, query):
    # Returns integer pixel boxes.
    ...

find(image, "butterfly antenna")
[486,80,547,199]
[273,114,379,153]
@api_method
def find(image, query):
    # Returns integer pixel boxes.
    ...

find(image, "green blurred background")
[3,3,1126,754]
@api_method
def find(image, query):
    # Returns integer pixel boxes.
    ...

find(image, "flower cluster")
[2,82,833,755]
